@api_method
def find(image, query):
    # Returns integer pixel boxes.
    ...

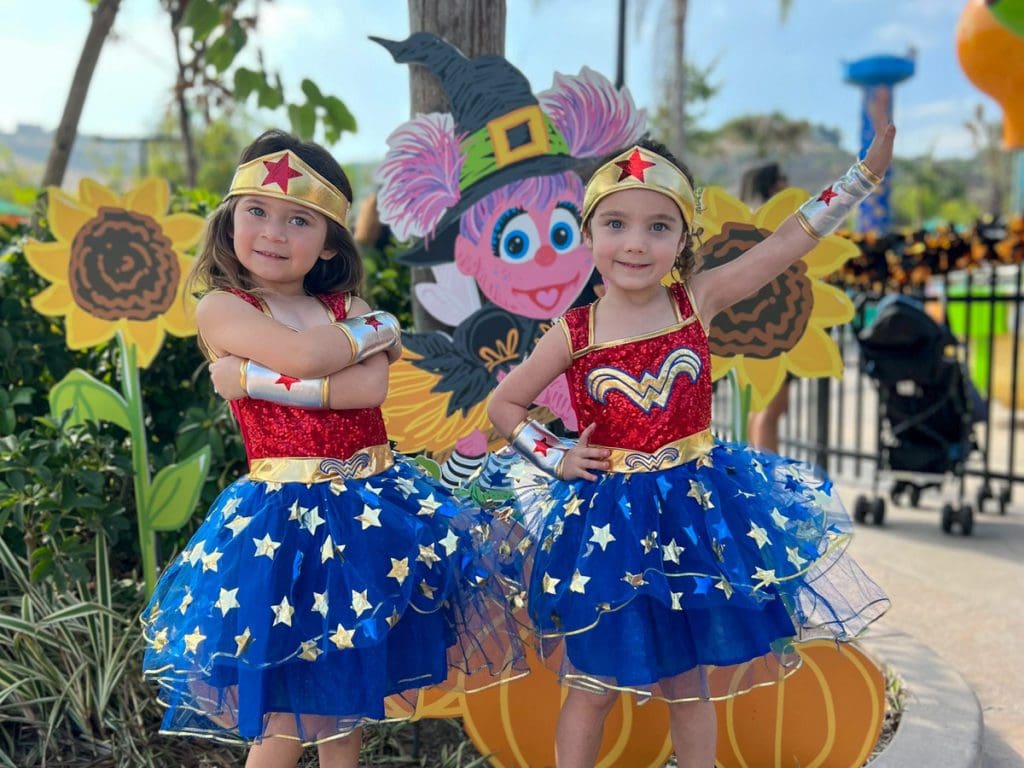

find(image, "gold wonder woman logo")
[586,348,702,413]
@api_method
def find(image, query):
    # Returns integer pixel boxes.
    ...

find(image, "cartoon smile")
[511,275,583,311]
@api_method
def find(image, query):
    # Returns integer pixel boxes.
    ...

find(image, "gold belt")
[593,429,714,474]
[248,444,395,483]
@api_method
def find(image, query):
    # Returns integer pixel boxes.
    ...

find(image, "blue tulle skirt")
[142,455,526,745]
[473,441,889,702]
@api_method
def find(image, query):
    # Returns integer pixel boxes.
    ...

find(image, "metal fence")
[712,262,1023,515]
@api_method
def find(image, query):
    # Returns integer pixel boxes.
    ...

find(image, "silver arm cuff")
[509,418,570,479]
[797,161,880,239]
[333,311,402,364]
[243,360,327,409]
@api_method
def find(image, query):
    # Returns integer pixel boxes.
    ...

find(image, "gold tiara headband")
[225,149,350,227]
[582,146,698,229]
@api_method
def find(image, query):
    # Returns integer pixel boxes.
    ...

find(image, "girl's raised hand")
[559,423,610,482]
[210,355,246,400]
[863,87,896,179]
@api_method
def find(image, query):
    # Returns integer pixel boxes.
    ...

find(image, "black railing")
[712,263,1022,511]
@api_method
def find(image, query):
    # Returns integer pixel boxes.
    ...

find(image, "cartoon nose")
[535,245,557,267]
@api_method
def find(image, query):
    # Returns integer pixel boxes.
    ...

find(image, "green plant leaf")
[288,103,317,140]
[146,447,211,531]
[234,66,264,100]
[49,370,130,432]
[180,0,221,41]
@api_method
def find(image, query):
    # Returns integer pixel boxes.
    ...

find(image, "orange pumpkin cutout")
[459,643,674,768]
[713,640,885,768]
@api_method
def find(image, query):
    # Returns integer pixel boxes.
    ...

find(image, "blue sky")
[3,0,992,163]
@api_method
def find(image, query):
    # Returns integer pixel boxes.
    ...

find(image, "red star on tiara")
[615,148,657,182]
[261,154,303,193]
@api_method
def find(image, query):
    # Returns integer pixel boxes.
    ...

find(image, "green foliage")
[0,535,153,766]
[362,240,414,328]
[148,115,254,194]
[173,1,357,144]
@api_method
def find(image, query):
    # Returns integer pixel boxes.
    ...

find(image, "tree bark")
[40,0,122,189]
[405,0,506,332]
[168,4,198,187]
[668,0,687,156]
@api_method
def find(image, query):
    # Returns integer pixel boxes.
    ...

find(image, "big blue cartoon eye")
[550,204,581,252]
[492,209,541,263]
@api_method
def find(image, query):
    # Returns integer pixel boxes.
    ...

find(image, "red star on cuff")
[364,315,383,330]
[275,374,301,390]
[817,186,839,206]
[615,148,657,182]
[261,154,303,193]
[533,438,555,456]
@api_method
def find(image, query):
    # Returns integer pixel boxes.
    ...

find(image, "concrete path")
[838,483,1024,767]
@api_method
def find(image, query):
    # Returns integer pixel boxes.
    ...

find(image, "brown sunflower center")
[699,222,813,360]
[68,208,180,322]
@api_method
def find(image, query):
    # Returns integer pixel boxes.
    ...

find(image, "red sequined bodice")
[561,282,711,452]
[225,290,389,462]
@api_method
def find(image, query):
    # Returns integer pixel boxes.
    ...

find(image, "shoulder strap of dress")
[316,291,350,321]
[560,304,591,356]
[673,281,708,332]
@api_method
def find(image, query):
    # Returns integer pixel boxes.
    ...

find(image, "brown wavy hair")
[584,137,701,283]
[187,129,364,298]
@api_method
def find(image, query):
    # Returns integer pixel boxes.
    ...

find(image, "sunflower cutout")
[25,178,204,367]
[24,178,210,595]
[694,187,857,411]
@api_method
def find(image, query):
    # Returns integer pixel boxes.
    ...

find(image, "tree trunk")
[405,0,506,331]
[40,0,122,189]
[168,5,198,187]
[668,0,687,157]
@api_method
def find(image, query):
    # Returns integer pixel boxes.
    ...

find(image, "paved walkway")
[838,482,1024,767]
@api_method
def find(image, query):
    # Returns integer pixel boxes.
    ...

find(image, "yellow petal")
[161,292,198,337]
[46,187,95,244]
[803,236,859,278]
[739,356,787,411]
[786,325,843,379]
[754,188,806,231]
[78,178,121,209]
[709,352,737,382]
[700,187,752,240]
[65,308,117,350]
[125,320,166,368]
[31,283,74,316]
[124,178,170,218]
[160,212,207,251]
[24,241,71,283]
[810,281,855,327]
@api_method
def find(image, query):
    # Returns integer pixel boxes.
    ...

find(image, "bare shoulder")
[195,290,259,326]
[347,295,372,316]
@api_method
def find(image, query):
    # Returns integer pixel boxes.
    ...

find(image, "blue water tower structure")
[844,55,915,233]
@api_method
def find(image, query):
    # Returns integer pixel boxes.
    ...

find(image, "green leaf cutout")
[49,369,131,431]
[147,447,212,531]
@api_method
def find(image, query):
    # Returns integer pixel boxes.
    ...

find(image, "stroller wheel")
[908,485,922,508]
[854,495,870,524]
[941,503,955,534]
[889,481,906,505]
[998,487,1010,516]
[870,497,886,525]
[958,505,974,536]
[976,485,991,514]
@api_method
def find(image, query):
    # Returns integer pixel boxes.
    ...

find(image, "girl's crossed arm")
[196,292,395,379]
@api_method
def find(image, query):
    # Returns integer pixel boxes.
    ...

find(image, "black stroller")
[855,294,981,535]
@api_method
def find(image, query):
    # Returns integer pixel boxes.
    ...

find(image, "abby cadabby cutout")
[372,33,646,485]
